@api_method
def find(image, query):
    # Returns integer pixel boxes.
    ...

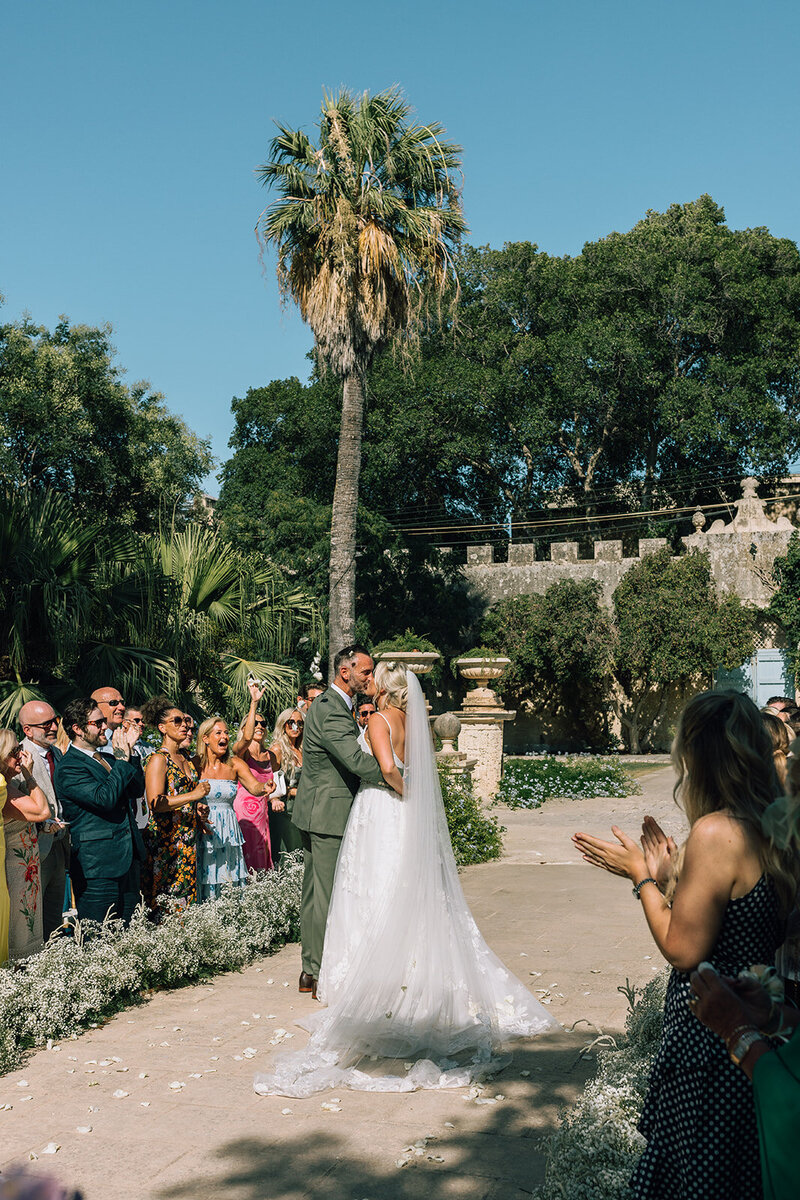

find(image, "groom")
[292,644,387,997]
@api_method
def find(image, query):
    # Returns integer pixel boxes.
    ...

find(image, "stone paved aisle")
[0,767,685,1200]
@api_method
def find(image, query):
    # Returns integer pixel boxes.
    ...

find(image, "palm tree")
[256,87,466,675]
[0,485,321,723]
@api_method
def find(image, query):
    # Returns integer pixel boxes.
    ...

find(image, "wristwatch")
[728,1028,765,1065]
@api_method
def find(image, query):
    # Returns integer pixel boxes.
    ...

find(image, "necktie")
[93,752,112,773]
[45,747,56,785]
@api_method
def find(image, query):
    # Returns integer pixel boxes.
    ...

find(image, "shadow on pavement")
[157,1039,596,1200]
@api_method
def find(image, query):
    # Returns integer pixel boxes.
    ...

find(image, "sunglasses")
[253,720,267,728]
[85,719,106,728]
[167,716,191,727]
[286,720,304,731]
[7,745,22,756]
[27,717,60,729]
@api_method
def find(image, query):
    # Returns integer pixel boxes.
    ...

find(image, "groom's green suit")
[292,685,385,979]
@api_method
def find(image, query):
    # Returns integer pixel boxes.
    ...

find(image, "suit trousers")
[71,859,142,927]
[39,838,69,941]
[299,829,342,978]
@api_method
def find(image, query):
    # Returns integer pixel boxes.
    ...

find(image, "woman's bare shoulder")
[687,810,752,851]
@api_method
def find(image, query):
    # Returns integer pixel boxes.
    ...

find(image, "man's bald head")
[91,686,126,730]
[19,700,59,746]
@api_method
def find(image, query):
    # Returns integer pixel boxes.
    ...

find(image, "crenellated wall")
[464,479,796,612]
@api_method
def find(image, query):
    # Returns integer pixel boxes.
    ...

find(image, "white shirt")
[331,682,354,711]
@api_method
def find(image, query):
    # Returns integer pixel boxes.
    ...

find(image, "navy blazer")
[54,746,146,879]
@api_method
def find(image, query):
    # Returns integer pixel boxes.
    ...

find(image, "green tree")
[457,198,800,521]
[481,581,616,744]
[612,548,756,751]
[0,485,321,724]
[0,316,213,531]
[768,531,800,677]
[255,87,466,673]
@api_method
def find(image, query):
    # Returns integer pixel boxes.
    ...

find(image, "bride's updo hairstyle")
[672,689,799,914]
[374,661,409,712]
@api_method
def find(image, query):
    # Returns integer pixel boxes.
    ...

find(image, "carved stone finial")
[741,477,759,500]
[433,711,462,755]
[692,509,706,531]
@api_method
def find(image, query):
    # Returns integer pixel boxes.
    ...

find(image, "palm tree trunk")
[327,371,365,680]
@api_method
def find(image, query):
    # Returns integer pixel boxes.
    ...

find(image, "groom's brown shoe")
[299,971,314,993]
[312,978,318,1000]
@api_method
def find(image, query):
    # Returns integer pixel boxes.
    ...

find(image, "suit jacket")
[54,746,146,879]
[292,687,386,837]
[19,737,68,863]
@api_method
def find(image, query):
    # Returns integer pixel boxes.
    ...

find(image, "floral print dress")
[142,754,202,915]
[4,816,44,959]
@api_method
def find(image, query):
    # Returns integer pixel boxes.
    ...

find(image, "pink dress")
[234,752,273,872]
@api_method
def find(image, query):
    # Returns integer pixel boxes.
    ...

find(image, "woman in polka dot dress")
[574,690,800,1199]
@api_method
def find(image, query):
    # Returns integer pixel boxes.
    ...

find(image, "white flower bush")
[0,858,302,1077]
[497,757,642,810]
[534,972,667,1199]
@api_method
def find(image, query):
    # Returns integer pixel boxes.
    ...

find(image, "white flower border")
[534,972,667,1199]
[0,859,303,1077]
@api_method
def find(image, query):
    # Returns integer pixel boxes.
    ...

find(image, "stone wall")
[464,479,796,614]
[461,479,797,754]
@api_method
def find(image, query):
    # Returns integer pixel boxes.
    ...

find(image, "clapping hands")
[641,815,678,891]
[573,814,677,890]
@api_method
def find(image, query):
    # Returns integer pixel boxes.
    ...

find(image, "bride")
[254,662,558,1097]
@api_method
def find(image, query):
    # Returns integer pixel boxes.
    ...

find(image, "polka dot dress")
[631,874,782,1200]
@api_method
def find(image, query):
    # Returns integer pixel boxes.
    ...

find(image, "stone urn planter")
[373,650,440,676]
[453,656,511,710]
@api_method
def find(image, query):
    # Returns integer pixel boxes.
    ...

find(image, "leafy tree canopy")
[0,315,214,532]
[612,548,756,750]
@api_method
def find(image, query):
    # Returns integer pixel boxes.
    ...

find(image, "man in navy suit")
[54,697,146,925]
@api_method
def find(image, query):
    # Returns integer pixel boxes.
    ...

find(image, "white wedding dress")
[254,672,558,1097]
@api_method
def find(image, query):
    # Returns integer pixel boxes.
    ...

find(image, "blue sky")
[3,0,799,492]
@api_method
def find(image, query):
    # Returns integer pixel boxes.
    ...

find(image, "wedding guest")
[0,775,9,962]
[297,683,324,713]
[0,730,49,959]
[689,963,800,1200]
[232,680,277,872]
[268,708,304,865]
[54,699,145,925]
[140,698,210,917]
[573,690,800,1200]
[194,719,269,900]
[91,686,127,757]
[120,706,151,829]
[18,700,70,940]
[355,695,376,729]
[762,709,791,791]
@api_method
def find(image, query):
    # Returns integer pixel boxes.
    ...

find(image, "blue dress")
[198,778,248,901]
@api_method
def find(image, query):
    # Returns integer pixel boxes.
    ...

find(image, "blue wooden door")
[716,650,794,705]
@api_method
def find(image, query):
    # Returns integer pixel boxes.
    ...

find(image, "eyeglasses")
[167,716,191,727]
[99,698,125,708]
[7,745,21,757]
[286,720,304,731]
[127,717,144,726]
[85,719,106,729]
[26,717,60,729]
[253,720,267,728]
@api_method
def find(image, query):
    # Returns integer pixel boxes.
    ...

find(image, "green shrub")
[439,766,504,865]
[497,757,641,809]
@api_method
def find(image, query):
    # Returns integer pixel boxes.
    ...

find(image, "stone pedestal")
[457,710,515,799]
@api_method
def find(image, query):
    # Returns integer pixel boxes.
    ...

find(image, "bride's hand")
[641,815,677,890]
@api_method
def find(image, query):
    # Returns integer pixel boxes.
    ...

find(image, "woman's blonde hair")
[374,662,408,712]
[0,728,17,769]
[271,708,302,772]
[762,709,791,790]
[195,717,229,773]
[672,690,798,913]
